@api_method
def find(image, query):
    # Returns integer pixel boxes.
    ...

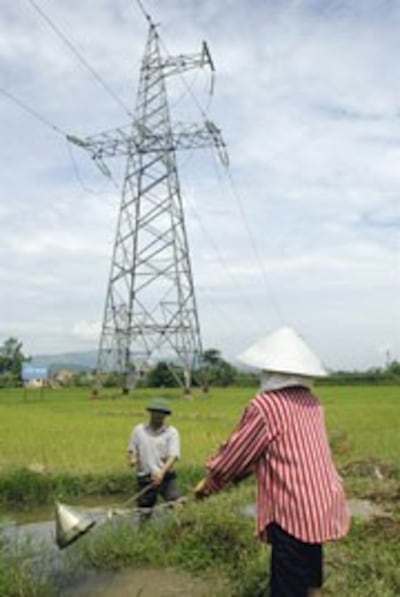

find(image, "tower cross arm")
[66,118,229,166]
[171,120,229,166]
[67,128,134,160]
[156,41,215,77]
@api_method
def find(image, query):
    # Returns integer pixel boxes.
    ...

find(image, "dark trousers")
[268,523,323,597]
[136,471,182,508]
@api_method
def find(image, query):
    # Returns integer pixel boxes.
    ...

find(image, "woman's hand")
[194,477,210,499]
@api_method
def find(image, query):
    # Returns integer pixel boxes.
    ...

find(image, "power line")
[187,192,270,331]
[0,84,121,198]
[27,0,133,118]
[0,85,65,136]
[221,162,285,326]
[229,167,284,324]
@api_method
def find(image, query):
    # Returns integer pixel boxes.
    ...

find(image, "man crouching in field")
[195,327,350,597]
[127,397,183,511]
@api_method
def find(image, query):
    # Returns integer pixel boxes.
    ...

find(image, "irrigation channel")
[0,498,229,596]
[0,498,387,596]
[1,503,133,595]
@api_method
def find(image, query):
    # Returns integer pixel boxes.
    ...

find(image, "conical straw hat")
[238,326,328,377]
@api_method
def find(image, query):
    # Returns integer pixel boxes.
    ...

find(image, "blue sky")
[0,0,399,370]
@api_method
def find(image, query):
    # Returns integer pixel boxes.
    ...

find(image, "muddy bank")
[1,512,231,596]
[242,498,390,521]
[61,567,229,597]
[1,496,389,551]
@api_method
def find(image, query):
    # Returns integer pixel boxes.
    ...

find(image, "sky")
[0,0,399,371]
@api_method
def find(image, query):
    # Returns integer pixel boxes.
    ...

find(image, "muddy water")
[0,506,109,551]
[1,518,56,547]
[1,505,231,596]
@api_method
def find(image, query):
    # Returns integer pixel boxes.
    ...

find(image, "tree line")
[0,337,29,388]
[0,337,399,389]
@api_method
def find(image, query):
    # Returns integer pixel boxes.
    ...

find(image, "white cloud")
[72,320,102,342]
[0,0,399,368]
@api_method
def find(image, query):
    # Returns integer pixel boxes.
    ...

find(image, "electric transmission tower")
[68,17,228,393]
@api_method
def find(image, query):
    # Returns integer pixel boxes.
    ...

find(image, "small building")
[53,368,74,386]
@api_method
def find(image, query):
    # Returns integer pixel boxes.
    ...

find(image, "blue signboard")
[22,364,49,381]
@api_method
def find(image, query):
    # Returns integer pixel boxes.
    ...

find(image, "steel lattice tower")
[68,20,227,392]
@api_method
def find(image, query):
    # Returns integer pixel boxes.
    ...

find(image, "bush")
[0,547,53,597]
[0,466,204,509]
[0,469,53,507]
[0,372,20,389]
[0,468,135,509]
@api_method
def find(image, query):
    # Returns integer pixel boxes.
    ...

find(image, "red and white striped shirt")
[205,387,350,543]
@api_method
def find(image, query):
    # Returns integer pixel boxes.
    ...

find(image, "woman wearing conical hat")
[195,326,349,597]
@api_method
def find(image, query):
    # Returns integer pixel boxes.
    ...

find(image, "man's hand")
[151,468,164,486]
[151,456,177,486]
[127,452,137,467]
[194,477,210,499]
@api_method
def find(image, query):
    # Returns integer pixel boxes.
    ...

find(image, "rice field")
[0,384,399,596]
[0,384,398,473]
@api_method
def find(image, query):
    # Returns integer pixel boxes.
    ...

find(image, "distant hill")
[30,350,97,372]
[29,351,248,374]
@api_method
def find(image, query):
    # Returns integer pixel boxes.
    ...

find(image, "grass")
[0,384,399,595]
[66,481,400,596]
[319,385,400,462]
[70,484,269,597]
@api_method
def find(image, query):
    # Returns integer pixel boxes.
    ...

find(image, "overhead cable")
[0,85,65,136]
[223,163,285,326]
[187,193,269,330]
[27,0,133,118]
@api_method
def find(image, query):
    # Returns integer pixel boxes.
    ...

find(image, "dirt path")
[62,567,230,597]
[348,498,389,520]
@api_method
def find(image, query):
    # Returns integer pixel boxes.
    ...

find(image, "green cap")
[146,397,172,414]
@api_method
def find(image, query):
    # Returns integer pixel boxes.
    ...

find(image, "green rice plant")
[0,546,53,597]
[164,499,256,571]
[71,518,168,571]
[0,469,53,508]
[324,517,400,596]
[72,486,268,595]
[1,385,399,473]
[227,548,269,597]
